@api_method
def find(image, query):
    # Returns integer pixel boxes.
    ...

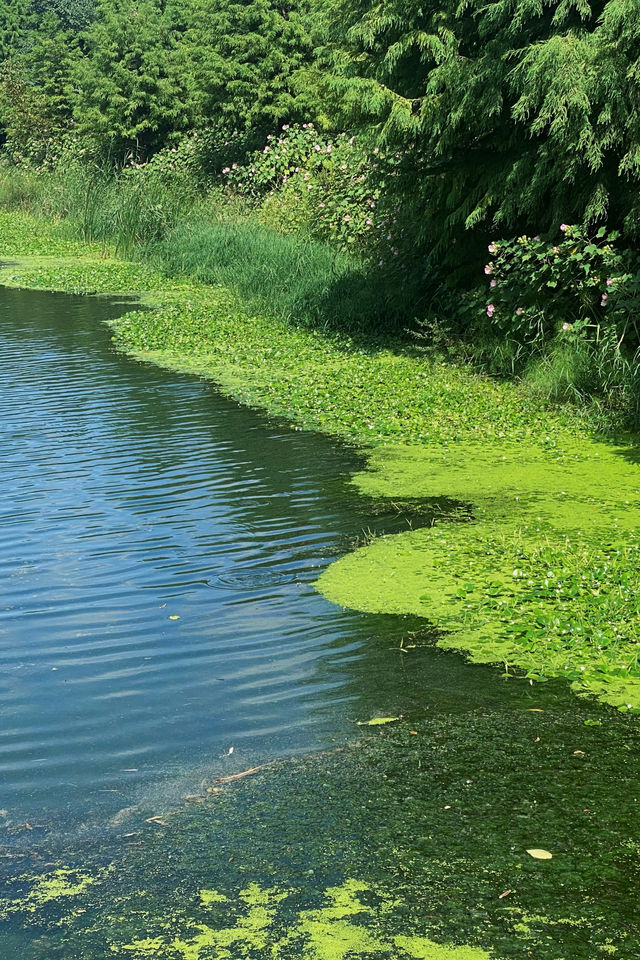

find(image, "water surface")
[0,286,472,844]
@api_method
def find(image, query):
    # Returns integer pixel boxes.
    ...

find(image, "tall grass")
[0,163,201,255]
[0,163,416,335]
[145,221,410,334]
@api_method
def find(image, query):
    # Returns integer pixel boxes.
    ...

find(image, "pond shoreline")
[1,211,639,713]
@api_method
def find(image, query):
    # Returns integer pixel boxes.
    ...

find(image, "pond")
[0,287,638,959]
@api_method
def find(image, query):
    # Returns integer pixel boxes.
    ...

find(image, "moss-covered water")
[318,441,640,710]
[2,685,638,958]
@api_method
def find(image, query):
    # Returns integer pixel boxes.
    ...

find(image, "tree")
[182,0,314,139]
[319,0,640,276]
[29,0,96,32]
[72,0,191,162]
[0,0,30,60]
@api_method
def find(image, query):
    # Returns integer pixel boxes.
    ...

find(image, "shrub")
[466,225,640,415]
[218,124,408,264]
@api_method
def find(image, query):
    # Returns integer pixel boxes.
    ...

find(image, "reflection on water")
[0,287,463,846]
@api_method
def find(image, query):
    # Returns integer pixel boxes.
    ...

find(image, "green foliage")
[222,123,396,254]
[71,0,191,162]
[181,0,314,139]
[321,0,640,273]
[30,0,96,31]
[145,219,407,334]
[464,226,640,413]
[217,123,426,318]
[0,156,203,254]
[0,12,81,166]
[0,0,29,61]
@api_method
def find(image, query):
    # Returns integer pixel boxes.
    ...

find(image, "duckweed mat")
[318,440,640,711]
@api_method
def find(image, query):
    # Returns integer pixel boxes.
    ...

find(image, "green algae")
[394,937,489,959]
[318,440,640,711]
[349,440,640,532]
[120,883,288,959]
[278,880,491,960]
[84,878,491,960]
[0,868,98,919]
[199,889,227,906]
[111,878,487,959]
[2,703,639,960]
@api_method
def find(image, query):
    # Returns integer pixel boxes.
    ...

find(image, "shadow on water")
[0,288,638,958]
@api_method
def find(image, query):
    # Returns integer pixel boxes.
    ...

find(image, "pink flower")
[488,243,497,254]
[490,279,497,288]
[282,124,289,130]
[222,167,230,174]
[601,293,608,307]
[516,307,524,316]
[607,278,614,287]
[484,264,493,275]
[326,145,332,153]
[319,202,326,208]
[487,304,495,317]
[562,322,572,330]
[314,144,321,152]
[365,218,372,225]
[344,215,351,222]
[560,223,569,232]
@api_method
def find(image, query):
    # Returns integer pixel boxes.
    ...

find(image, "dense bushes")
[3,0,640,418]
[462,227,640,412]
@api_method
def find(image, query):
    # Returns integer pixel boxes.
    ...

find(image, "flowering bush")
[461,225,640,411]
[476,226,640,360]
[219,124,406,261]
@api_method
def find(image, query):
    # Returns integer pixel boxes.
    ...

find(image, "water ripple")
[0,287,429,845]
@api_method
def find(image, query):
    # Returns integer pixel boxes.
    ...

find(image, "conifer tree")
[182,0,314,139]
[30,0,96,32]
[72,0,191,162]
[0,0,30,60]
[320,0,640,269]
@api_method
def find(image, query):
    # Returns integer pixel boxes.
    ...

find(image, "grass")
[0,163,202,257]
[144,220,410,334]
